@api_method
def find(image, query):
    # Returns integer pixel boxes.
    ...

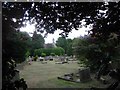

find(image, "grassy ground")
[19,60,108,88]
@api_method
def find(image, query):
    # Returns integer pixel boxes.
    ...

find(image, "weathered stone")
[64,76,73,80]
[78,67,91,82]
[44,56,50,61]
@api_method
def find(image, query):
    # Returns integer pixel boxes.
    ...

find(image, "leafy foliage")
[25,51,30,58]
[29,31,45,56]
[2,2,120,89]
[34,47,65,56]
[41,53,46,57]
[56,37,67,53]
[66,39,73,56]
[56,37,73,55]
[73,35,120,71]
[50,53,56,56]
[3,29,31,63]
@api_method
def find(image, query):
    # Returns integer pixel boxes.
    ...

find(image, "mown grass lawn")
[19,60,107,88]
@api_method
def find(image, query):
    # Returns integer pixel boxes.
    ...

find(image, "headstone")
[49,56,53,61]
[39,57,44,61]
[60,56,65,61]
[64,76,73,80]
[76,79,80,82]
[78,67,91,82]
[45,56,49,61]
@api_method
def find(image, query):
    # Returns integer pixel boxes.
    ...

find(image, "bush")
[34,49,41,56]
[34,55,38,61]
[34,47,65,56]
[50,53,55,56]
[25,51,30,58]
[52,47,65,56]
[41,53,46,57]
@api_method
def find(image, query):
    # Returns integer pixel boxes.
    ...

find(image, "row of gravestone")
[27,56,76,62]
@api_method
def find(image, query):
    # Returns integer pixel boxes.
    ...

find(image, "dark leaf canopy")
[2,2,120,38]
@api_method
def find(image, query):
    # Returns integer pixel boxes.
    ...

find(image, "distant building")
[44,38,56,48]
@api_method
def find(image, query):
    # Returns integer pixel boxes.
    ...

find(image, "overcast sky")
[20,21,92,44]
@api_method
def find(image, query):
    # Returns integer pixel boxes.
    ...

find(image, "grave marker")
[78,67,91,82]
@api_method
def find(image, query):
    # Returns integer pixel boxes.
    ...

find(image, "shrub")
[41,53,46,57]
[34,55,38,61]
[34,49,41,56]
[34,47,65,56]
[50,53,55,56]
[25,51,30,58]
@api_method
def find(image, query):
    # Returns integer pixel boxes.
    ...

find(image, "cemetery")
[3,50,120,89]
[2,1,120,90]
[16,56,114,88]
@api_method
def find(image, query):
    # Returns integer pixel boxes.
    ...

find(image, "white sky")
[20,21,92,44]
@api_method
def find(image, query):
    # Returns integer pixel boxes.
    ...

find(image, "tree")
[56,37,73,56]
[3,2,120,38]
[66,39,73,56]
[3,2,120,47]
[32,31,45,48]
[3,29,31,63]
[72,37,90,64]
[2,20,30,89]
[30,31,45,56]
[25,51,30,58]
[73,34,120,73]
[56,37,67,53]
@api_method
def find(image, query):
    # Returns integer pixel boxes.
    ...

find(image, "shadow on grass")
[37,77,107,88]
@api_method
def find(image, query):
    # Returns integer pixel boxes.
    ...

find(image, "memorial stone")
[78,67,91,82]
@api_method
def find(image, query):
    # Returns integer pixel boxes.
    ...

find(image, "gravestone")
[78,67,91,82]
[45,56,49,61]
[49,56,53,61]
[39,57,44,61]
[60,56,65,61]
